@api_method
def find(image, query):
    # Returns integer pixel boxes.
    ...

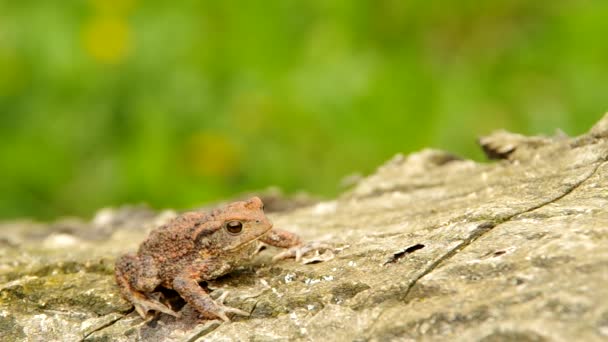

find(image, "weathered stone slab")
[1,114,607,341]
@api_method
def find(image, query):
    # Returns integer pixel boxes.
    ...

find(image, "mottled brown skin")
[115,197,302,322]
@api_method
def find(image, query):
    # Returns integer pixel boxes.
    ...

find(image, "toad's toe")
[272,241,332,262]
[130,294,179,318]
[205,291,250,322]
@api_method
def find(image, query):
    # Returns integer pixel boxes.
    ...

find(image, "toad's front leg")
[261,228,330,262]
[260,228,301,249]
[172,262,249,322]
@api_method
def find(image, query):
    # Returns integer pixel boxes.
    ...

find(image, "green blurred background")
[1,0,607,220]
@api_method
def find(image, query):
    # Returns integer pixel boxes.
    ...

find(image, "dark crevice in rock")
[384,244,425,265]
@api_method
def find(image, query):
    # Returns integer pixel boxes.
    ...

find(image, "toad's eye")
[225,221,243,234]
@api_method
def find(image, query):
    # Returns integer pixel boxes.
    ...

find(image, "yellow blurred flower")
[230,92,273,134]
[82,15,131,64]
[184,133,241,178]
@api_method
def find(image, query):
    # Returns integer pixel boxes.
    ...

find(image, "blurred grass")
[0,0,607,220]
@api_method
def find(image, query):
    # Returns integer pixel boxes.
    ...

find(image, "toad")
[115,197,311,321]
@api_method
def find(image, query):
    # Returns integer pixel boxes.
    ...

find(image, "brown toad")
[115,197,306,322]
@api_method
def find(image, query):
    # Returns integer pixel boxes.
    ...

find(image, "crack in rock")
[398,158,606,305]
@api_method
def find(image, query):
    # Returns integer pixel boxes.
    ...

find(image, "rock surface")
[2,114,608,342]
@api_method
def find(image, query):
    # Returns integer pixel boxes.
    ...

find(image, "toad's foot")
[272,241,332,263]
[173,274,250,322]
[131,292,179,318]
[208,291,250,322]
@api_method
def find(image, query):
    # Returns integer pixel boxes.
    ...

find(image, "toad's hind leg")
[172,261,250,322]
[114,253,178,318]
